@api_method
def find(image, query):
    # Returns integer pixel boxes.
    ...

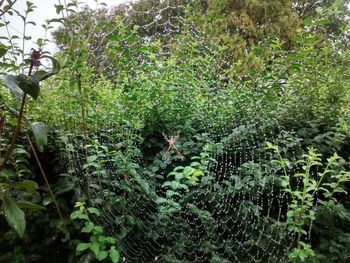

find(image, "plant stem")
[0,57,35,171]
[26,133,66,224]
[22,9,28,68]
[0,93,27,171]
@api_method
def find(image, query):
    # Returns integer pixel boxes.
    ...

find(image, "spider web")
[32,1,305,262]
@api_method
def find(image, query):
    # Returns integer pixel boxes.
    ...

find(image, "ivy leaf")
[31,122,48,152]
[3,195,26,238]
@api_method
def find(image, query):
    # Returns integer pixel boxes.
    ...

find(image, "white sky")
[0,0,131,55]
[1,1,349,58]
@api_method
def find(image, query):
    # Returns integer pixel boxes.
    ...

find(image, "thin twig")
[0,93,27,171]
[26,133,66,226]
[0,50,37,171]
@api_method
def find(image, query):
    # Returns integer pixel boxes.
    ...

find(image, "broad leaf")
[16,200,46,210]
[33,55,60,81]
[81,221,94,233]
[90,241,100,256]
[0,75,24,100]
[0,44,7,57]
[31,122,48,152]
[0,169,14,177]
[76,242,90,251]
[96,250,108,261]
[87,207,100,216]
[25,76,40,99]
[12,74,40,100]
[12,180,38,192]
[3,195,26,238]
[109,246,120,263]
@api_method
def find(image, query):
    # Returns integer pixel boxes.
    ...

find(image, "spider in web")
[162,131,185,161]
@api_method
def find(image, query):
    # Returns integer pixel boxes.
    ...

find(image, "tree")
[293,0,350,49]
[194,0,300,72]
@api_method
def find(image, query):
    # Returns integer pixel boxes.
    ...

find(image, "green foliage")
[70,202,120,262]
[30,122,47,152]
[1,195,26,238]
[1,0,350,262]
[158,145,216,214]
[0,1,61,254]
[267,143,350,261]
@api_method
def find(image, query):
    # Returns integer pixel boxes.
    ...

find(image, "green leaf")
[316,19,330,25]
[54,4,64,14]
[90,241,100,256]
[49,18,64,24]
[16,200,46,210]
[105,236,116,244]
[87,207,100,216]
[31,122,48,152]
[0,169,14,177]
[13,147,30,157]
[93,226,103,234]
[134,176,150,194]
[82,221,94,233]
[110,246,120,263]
[70,210,82,220]
[106,34,120,41]
[193,169,203,177]
[32,70,50,81]
[12,180,38,192]
[175,172,184,181]
[162,181,172,188]
[36,38,44,47]
[87,155,98,163]
[3,195,26,238]
[96,250,108,261]
[25,76,40,99]
[183,166,194,178]
[33,55,60,81]
[0,75,24,100]
[0,44,7,57]
[171,181,180,190]
[76,242,90,251]
[156,197,167,204]
[302,18,313,26]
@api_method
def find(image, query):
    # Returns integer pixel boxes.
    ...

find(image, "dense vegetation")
[0,0,350,262]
